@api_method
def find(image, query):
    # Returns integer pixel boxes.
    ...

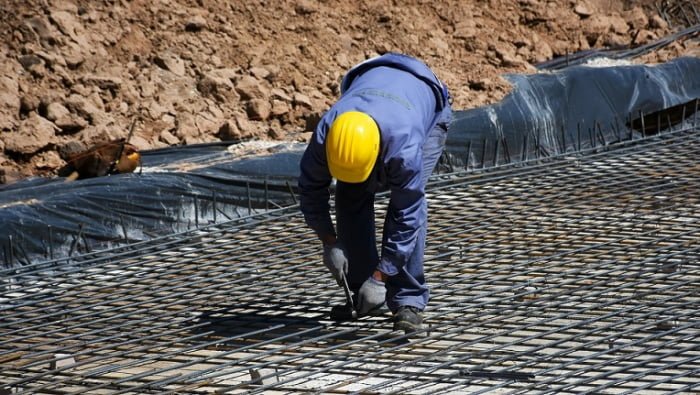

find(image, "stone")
[293,93,313,109]
[609,15,630,35]
[185,15,207,32]
[270,99,290,117]
[80,75,122,93]
[159,130,180,145]
[270,88,293,102]
[0,165,24,184]
[45,102,70,121]
[32,150,65,170]
[18,54,43,71]
[246,99,271,121]
[198,70,238,102]
[249,66,270,80]
[0,76,20,130]
[624,7,648,30]
[57,140,87,159]
[573,4,593,18]
[65,94,103,124]
[54,114,88,133]
[3,113,58,155]
[294,0,317,15]
[633,29,657,46]
[20,95,40,114]
[217,119,243,141]
[50,11,89,47]
[154,52,186,76]
[235,75,268,101]
[24,16,57,44]
[649,15,668,30]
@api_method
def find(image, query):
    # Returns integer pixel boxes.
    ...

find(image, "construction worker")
[298,53,452,334]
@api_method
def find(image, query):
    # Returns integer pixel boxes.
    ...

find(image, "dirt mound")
[0,0,697,184]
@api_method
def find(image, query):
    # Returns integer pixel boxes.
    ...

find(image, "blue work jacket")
[298,53,449,274]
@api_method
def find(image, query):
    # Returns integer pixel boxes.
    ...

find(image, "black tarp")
[445,56,700,169]
[1,56,699,266]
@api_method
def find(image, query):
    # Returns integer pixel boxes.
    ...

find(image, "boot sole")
[393,320,424,333]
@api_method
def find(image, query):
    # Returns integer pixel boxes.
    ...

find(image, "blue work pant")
[335,106,451,312]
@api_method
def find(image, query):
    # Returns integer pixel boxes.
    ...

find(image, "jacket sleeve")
[298,130,335,238]
[377,149,426,276]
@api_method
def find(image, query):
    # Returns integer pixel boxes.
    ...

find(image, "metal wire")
[1,124,699,394]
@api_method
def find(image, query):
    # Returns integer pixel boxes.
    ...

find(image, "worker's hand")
[322,242,348,284]
[357,277,386,316]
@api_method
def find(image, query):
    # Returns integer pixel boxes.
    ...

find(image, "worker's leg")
[335,181,378,293]
[386,105,451,312]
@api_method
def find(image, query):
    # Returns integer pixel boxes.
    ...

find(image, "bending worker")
[298,52,452,333]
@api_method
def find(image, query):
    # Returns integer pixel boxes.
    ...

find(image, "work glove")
[357,277,387,316]
[323,242,348,284]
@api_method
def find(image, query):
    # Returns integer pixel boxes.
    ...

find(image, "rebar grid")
[1,127,699,394]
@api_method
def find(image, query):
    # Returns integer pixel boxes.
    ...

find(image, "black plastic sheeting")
[1,56,699,266]
[445,56,700,169]
[0,143,304,266]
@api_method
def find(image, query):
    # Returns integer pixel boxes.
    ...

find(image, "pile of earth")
[0,0,698,183]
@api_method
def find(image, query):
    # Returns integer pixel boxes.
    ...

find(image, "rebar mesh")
[1,126,699,394]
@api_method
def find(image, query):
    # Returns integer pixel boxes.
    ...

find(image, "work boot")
[393,306,424,334]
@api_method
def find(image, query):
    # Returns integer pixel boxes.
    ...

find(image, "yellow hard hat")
[326,111,380,183]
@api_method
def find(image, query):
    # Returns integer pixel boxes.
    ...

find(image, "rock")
[18,54,43,71]
[198,69,238,102]
[454,20,478,39]
[236,75,268,101]
[20,94,40,114]
[270,99,290,117]
[54,114,88,133]
[249,67,270,80]
[65,94,103,124]
[217,119,243,141]
[0,76,20,131]
[267,120,286,140]
[175,113,199,139]
[649,15,668,30]
[32,150,65,170]
[270,87,293,102]
[80,75,122,93]
[246,99,271,121]
[35,50,67,68]
[24,16,58,45]
[129,134,152,151]
[573,3,593,18]
[468,78,492,91]
[159,130,180,145]
[154,52,186,76]
[293,93,313,109]
[633,29,657,46]
[57,140,87,159]
[0,165,24,184]
[609,14,629,35]
[45,102,70,121]
[624,7,648,30]
[50,11,89,47]
[294,0,317,15]
[584,15,614,40]
[4,113,58,155]
[185,15,207,32]
[64,49,85,70]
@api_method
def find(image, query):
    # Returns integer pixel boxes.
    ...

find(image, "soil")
[0,0,698,184]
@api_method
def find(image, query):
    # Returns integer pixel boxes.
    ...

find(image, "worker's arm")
[377,152,426,276]
[298,127,336,244]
